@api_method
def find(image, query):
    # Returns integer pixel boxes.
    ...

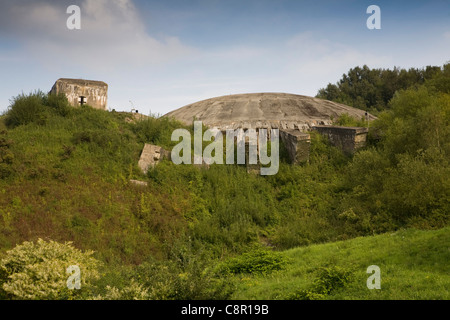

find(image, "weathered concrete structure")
[138,143,170,174]
[165,93,375,131]
[50,78,108,110]
[313,125,369,154]
[164,93,375,163]
[279,129,311,164]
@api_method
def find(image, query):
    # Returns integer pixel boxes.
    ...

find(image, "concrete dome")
[164,92,375,131]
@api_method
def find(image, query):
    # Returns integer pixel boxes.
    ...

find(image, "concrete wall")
[313,125,368,153]
[138,144,170,174]
[50,78,108,110]
[279,129,311,164]
[135,126,367,173]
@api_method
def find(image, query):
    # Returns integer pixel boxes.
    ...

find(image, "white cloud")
[284,32,391,76]
[4,0,195,71]
[158,31,393,102]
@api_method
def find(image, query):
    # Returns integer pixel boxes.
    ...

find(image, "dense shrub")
[127,243,235,300]
[217,249,289,275]
[91,279,151,300]
[374,86,450,160]
[334,113,367,127]
[339,77,450,229]
[380,150,450,225]
[5,91,47,128]
[287,266,354,300]
[132,116,187,149]
[4,91,73,128]
[44,93,72,117]
[316,64,445,112]
[0,239,101,300]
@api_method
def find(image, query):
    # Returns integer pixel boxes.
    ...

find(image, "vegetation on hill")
[0,62,448,300]
[316,63,449,113]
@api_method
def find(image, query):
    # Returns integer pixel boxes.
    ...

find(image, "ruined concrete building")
[164,93,376,164]
[313,125,369,154]
[50,78,108,110]
[138,144,171,174]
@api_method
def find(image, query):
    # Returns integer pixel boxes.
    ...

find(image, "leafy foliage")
[132,116,188,149]
[287,266,354,300]
[316,64,445,112]
[0,239,101,300]
[217,249,289,275]
[91,279,151,300]
[4,91,47,128]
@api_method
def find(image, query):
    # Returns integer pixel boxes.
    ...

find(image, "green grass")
[231,226,450,300]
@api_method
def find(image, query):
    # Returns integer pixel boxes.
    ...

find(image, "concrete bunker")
[164,93,374,164]
[312,125,369,154]
[50,78,108,110]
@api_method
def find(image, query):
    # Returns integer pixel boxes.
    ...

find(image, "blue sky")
[0,0,449,115]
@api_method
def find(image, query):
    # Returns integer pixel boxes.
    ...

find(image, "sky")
[0,0,449,116]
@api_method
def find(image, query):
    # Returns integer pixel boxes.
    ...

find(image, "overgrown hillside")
[0,63,448,300]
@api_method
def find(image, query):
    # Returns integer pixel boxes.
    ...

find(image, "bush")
[4,91,74,129]
[334,113,367,127]
[287,266,354,300]
[128,243,235,300]
[308,131,348,167]
[91,279,150,300]
[380,150,450,225]
[0,239,101,300]
[5,91,47,128]
[44,93,72,117]
[217,249,289,275]
[132,116,187,149]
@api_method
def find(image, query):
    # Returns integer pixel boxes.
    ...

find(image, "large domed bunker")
[163,92,376,165]
[164,92,375,131]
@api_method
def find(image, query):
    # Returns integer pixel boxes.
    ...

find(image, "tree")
[316,64,447,112]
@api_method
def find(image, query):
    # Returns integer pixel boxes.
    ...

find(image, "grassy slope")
[232,226,450,300]
[0,110,190,264]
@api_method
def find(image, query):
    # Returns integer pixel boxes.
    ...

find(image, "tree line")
[316,63,449,112]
